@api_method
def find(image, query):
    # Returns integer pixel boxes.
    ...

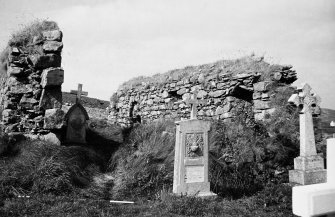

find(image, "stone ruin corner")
[0,29,65,134]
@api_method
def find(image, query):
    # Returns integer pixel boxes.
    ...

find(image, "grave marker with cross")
[173,89,216,197]
[65,83,89,144]
[288,83,326,185]
[184,89,206,120]
[70,83,88,104]
[288,83,321,156]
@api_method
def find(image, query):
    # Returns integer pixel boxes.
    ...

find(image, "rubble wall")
[108,57,297,126]
[0,29,64,133]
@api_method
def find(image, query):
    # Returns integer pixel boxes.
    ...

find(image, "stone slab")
[42,30,63,41]
[253,100,271,110]
[29,54,61,69]
[41,67,64,88]
[253,81,270,92]
[43,41,63,53]
[39,87,62,109]
[289,169,327,185]
[293,183,335,217]
[294,155,325,170]
[7,66,24,77]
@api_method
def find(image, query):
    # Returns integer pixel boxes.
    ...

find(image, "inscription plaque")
[185,166,204,183]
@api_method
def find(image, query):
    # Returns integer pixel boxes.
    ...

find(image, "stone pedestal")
[289,156,326,185]
[173,119,216,197]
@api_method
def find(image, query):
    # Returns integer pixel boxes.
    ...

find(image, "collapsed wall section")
[108,56,297,126]
[0,28,64,134]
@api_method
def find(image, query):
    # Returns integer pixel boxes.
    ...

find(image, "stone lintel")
[41,67,64,88]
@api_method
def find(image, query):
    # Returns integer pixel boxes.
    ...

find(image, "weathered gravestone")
[292,136,335,217]
[65,84,89,144]
[288,83,326,185]
[173,91,216,196]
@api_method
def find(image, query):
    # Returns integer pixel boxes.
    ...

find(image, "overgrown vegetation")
[8,20,59,48]
[108,121,175,200]
[0,133,104,199]
[118,54,286,91]
[0,84,300,215]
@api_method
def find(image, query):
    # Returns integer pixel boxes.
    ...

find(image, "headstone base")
[174,181,217,197]
[289,155,326,185]
[289,169,327,185]
[294,155,324,170]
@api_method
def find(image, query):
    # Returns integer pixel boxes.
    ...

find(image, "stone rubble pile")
[108,59,297,126]
[1,30,64,133]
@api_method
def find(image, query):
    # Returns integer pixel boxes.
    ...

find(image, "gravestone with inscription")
[173,91,216,196]
[288,83,326,185]
[65,84,89,144]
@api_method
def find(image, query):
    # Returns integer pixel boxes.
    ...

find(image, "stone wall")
[108,57,297,126]
[0,30,64,134]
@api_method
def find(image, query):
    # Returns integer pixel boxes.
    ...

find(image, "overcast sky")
[0,0,334,108]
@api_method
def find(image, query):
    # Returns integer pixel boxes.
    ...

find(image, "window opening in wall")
[129,101,141,123]
[169,90,182,100]
[230,86,253,102]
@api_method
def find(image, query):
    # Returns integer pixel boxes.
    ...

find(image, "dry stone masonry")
[1,30,64,134]
[108,56,297,126]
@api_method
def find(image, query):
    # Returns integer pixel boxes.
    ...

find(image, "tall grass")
[0,135,104,198]
[8,20,59,47]
[108,120,175,200]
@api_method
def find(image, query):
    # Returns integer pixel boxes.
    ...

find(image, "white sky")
[0,0,334,108]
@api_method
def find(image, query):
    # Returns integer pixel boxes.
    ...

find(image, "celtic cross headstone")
[173,91,216,197]
[288,83,326,185]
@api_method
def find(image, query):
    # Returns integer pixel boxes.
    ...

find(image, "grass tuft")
[8,19,59,47]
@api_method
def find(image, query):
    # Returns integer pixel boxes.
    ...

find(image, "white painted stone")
[292,138,335,217]
[327,138,335,184]
[292,184,335,217]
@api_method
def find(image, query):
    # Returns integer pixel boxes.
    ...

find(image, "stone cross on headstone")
[70,83,88,104]
[184,90,206,119]
[173,89,216,197]
[288,83,326,185]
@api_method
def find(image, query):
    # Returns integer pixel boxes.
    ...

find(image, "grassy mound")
[0,133,104,199]
[108,121,175,199]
